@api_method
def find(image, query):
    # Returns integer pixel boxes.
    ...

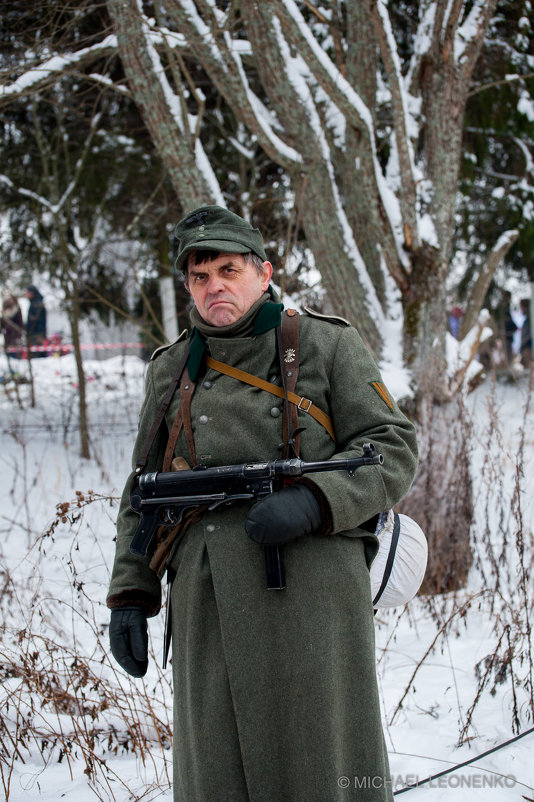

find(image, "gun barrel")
[277,444,383,478]
[298,453,384,475]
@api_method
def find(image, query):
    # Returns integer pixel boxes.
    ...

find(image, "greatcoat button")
[203,380,213,389]
[199,414,209,424]
[206,524,215,533]
[270,407,281,418]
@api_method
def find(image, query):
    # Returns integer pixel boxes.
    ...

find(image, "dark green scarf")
[187,291,283,381]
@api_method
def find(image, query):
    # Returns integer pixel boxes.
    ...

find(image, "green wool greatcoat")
[108,307,418,802]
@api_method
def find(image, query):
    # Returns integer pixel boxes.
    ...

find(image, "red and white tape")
[5,342,146,354]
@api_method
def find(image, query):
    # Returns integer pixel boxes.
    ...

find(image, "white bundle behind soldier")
[370,510,428,609]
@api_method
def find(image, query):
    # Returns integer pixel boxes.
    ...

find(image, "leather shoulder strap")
[133,347,189,481]
[162,366,198,470]
[279,309,301,457]
[204,356,335,440]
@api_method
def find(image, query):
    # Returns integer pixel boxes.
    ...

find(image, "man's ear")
[261,261,273,291]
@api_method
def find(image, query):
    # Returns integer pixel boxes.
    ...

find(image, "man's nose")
[206,274,226,292]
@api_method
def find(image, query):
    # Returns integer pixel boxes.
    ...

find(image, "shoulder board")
[303,307,351,327]
[150,329,189,361]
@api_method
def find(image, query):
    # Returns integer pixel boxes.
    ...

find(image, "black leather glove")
[109,607,149,678]
[245,484,323,545]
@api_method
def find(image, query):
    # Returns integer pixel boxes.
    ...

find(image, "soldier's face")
[186,253,272,327]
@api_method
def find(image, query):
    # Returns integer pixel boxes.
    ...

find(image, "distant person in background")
[25,285,47,357]
[448,306,463,339]
[1,294,24,358]
[494,289,517,368]
[519,298,532,368]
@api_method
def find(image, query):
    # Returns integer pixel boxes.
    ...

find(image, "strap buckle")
[297,397,312,413]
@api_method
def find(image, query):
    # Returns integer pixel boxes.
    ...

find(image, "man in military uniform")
[107,206,418,801]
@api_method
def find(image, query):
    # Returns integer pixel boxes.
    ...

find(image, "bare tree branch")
[369,0,419,250]
[459,229,520,339]
[0,35,117,110]
[442,0,464,62]
[468,71,534,98]
[163,0,302,169]
[457,0,499,78]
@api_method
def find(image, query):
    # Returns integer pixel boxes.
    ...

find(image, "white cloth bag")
[370,510,428,608]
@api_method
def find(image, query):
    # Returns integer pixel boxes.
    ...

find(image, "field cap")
[174,205,267,272]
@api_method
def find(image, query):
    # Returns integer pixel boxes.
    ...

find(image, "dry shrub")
[0,629,173,800]
[0,492,173,801]
[385,370,534,744]
[460,370,534,740]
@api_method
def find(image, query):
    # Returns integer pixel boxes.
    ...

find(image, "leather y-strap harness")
[160,310,334,471]
[203,355,335,443]
[204,309,334,445]
[132,349,189,486]
[163,366,198,470]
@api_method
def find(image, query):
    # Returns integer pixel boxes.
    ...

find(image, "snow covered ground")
[0,351,533,801]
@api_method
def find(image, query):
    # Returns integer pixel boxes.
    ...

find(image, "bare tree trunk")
[24,332,36,409]
[401,242,450,401]
[336,5,387,305]
[399,244,475,594]
[157,226,178,342]
[107,0,218,210]
[241,2,382,349]
[4,349,24,409]
[397,396,474,594]
[67,281,91,459]
[393,0,498,395]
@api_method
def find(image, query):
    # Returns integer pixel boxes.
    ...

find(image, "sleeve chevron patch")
[369,380,394,410]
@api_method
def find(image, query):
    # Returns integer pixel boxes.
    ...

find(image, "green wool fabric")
[174,205,268,273]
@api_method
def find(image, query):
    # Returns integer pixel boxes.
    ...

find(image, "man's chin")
[205,304,238,327]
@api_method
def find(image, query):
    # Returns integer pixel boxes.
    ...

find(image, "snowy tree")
[3,1,531,384]
[101,0,533,394]
[0,2,185,349]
